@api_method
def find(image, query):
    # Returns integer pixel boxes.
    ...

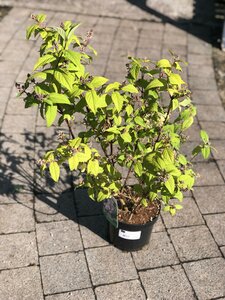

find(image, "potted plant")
[17,14,212,251]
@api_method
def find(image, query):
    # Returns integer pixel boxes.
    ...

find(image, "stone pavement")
[0,1,225,299]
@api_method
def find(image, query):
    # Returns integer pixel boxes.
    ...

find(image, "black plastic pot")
[109,214,159,251]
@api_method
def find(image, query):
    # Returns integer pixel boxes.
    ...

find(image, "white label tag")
[118,229,141,240]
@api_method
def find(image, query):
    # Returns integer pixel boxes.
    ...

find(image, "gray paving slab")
[217,160,225,181]
[0,232,38,270]
[36,220,83,256]
[196,104,225,122]
[152,215,165,232]
[0,192,34,205]
[162,197,204,228]
[40,252,91,295]
[183,258,225,300]
[95,280,146,300]
[132,231,179,270]
[45,289,95,300]
[191,90,222,105]
[0,203,35,234]
[189,76,217,90]
[85,246,138,286]
[79,215,109,248]
[35,193,76,223]
[193,186,225,214]
[1,114,36,133]
[140,265,195,300]
[194,162,224,186]
[200,121,225,139]
[204,214,225,246]
[0,266,43,300]
[169,225,220,262]
[221,246,225,257]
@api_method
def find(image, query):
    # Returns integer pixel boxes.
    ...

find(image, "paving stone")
[204,214,225,246]
[40,252,91,295]
[188,64,214,78]
[217,160,225,181]
[79,215,109,248]
[0,73,17,88]
[188,54,213,66]
[164,32,187,46]
[200,121,225,140]
[95,280,146,300]
[35,193,76,223]
[183,258,225,299]
[0,232,38,269]
[221,246,225,257]
[45,288,95,300]
[132,232,179,270]
[0,87,12,103]
[0,203,35,234]
[36,220,83,256]
[85,246,138,285]
[188,40,212,55]
[1,114,36,133]
[180,141,212,162]
[196,104,225,122]
[189,76,217,90]
[211,141,225,160]
[185,122,201,141]
[0,266,43,300]
[6,97,37,115]
[192,90,221,105]
[0,132,35,154]
[194,162,224,186]
[0,192,34,205]
[169,225,220,262]
[140,265,195,300]
[152,215,165,232]
[193,186,225,214]
[162,197,204,228]
[74,188,103,216]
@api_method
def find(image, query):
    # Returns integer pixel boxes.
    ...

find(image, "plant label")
[118,229,141,240]
[103,197,118,228]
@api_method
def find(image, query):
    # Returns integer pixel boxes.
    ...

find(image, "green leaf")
[200,130,209,143]
[165,175,175,194]
[122,84,138,93]
[112,92,124,112]
[201,145,210,159]
[87,160,100,176]
[49,161,60,182]
[178,154,187,165]
[26,24,38,39]
[146,78,165,89]
[134,161,143,176]
[121,132,132,143]
[64,50,82,66]
[169,73,185,85]
[91,76,109,88]
[54,70,74,92]
[126,104,133,116]
[45,105,57,127]
[157,59,171,68]
[34,54,56,71]
[174,62,182,71]
[134,116,146,127]
[175,204,183,210]
[68,155,79,171]
[105,82,121,93]
[192,145,202,157]
[36,14,46,23]
[51,26,66,40]
[87,45,97,56]
[174,190,183,201]
[182,117,194,130]
[48,93,71,105]
[85,90,99,114]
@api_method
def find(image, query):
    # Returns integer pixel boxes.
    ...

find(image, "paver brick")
[79,215,109,248]
[85,246,138,286]
[188,64,214,78]
[204,213,225,246]
[35,193,76,223]
[192,90,221,105]
[36,220,83,256]
[189,76,217,90]
[45,289,95,300]
[0,192,34,205]
[0,266,43,300]
[140,265,195,300]
[0,203,35,234]
[162,197,204,228]
[0,132,35,154]
[221,246,225,257]
[183,258,225,299]
[0,232,38,269]
[194,162,224,186]
[188,54,213,66]
[169,225,220,261]
[95,280,146,300]
[200,121,225,139]
[1,114,36,133]
[193,186,225,214]
[196,104,225,122]
[132,231,179,270]
[152,215,165,232]
[217,160,225,181]
[40,252,91,295]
